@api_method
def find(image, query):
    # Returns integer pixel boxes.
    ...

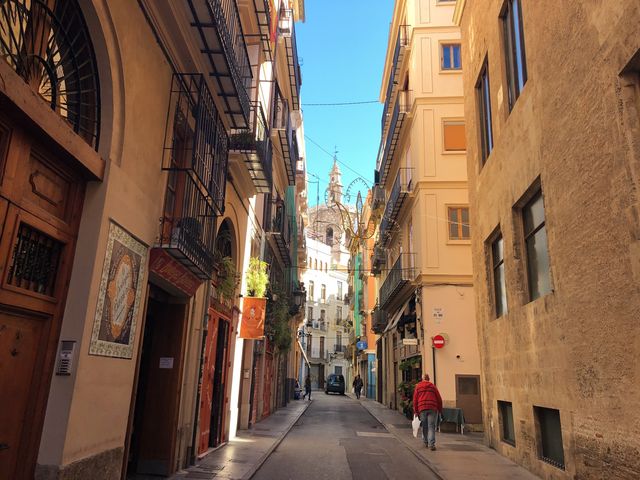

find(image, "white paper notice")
[159,357,174,369]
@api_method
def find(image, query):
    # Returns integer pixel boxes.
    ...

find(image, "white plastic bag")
[412,415,421,438]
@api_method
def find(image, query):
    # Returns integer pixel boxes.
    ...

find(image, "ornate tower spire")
[327,149,343,205]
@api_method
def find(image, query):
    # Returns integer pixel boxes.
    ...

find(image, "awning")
[298,339,311,367]
[384,298,411,333]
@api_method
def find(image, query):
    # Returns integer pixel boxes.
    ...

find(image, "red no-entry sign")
[432,335,445,349]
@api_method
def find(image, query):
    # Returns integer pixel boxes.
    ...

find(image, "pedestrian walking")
[413,373,443,450]
[352,374,364,399]
[302,374,312,400]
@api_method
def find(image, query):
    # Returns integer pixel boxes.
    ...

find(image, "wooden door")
[209,317,230,447]
[134,302,187,475]
[456,375,483,424]
[0,120,84,480]
[198,309,219,454]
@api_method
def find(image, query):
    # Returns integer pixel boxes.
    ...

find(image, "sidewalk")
[169,399,311,480]
[352,394,539,480]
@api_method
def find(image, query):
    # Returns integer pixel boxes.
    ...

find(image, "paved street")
[253,393,439,480]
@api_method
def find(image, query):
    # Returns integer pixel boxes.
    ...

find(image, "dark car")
[325,374,346,395]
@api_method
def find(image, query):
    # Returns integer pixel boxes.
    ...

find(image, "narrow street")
[253,393,439,480]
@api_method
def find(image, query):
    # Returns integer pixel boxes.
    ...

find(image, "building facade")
[0,0,306,478]
[371,0,481,423]
[455,0,640,478]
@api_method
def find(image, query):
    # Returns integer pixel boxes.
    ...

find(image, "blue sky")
[297,0,394,205]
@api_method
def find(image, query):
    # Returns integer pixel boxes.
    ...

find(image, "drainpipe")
[431,346,437,386]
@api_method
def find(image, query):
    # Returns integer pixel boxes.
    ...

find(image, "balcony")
[381,24,410,137]
[229,102,272,193]
[372,184,386,212]
[379,168,413,248]
[272,85,296,185]
[371,244,386,276]
[279,9,301,111]
[379,253,416,310]
[266,199,292,267]
[253,0,273,61]
[187,0,253,128]
[377,89,411,186]
[333,345,348,354]
[371,304,388,334]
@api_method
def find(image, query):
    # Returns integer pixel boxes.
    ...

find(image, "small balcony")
[272,85,296,185]
[253,0,273,61]
[379,168,413,248]
[229,102,272,193]
[187,0,253,127]
[377,89,411,186]
[279,9,301,111]
[266,199,292,267]
[371,304,388,334]
[333,344,348,354]
[381,24,410,136]
[371,244,386,276]
[380,253,416,310]
[372,184,386,212]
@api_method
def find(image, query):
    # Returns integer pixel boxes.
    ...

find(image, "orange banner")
[239,297,266,339]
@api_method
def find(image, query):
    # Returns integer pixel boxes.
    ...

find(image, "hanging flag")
[239,297,267,339]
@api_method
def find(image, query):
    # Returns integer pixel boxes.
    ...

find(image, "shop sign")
[402,338,418,346]
[148,248,201,297]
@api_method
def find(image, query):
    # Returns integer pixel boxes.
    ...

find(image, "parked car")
[325,374,345,395]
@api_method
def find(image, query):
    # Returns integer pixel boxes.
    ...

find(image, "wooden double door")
[0,118,85,479]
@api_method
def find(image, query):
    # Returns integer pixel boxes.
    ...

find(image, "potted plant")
[240,257,269,339]
[217,256,240,302]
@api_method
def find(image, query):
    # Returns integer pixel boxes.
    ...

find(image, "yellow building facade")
[371,0,481,425]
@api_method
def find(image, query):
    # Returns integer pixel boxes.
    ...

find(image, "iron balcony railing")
[163,74,229,215]
[372,184,386,212]
[160,172,218,280]
[229,102,272,193]
[378,89,411,186]
[266,199,292,267]
[380,253,416,310]
[371,304,388,334]
[187,0,253,127]
[379,167,413,248]
[272,84,296,185]
[333,344,348,354]
[381,24,410,136]
[371,244,386,276]
[279,9,301,110]
[253,0,273,61]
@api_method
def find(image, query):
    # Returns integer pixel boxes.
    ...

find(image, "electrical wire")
[303,100,379,106]
[304,135,374,185]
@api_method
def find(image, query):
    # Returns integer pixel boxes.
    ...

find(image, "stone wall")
[458,1,640,478]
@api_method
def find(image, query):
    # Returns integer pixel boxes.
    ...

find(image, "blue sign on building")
[356,340,368,350]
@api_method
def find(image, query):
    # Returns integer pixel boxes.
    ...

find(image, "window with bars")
[522,189,551,301]
[441,43,462,70]
[534,406,565,469]
[501,0,528,111]
[307,306,313,322]
[491,232,507,317]
[498,401,516,446]
[476,59,494,165]
[448,207,470,240]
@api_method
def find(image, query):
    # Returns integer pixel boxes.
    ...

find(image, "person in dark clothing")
[352,374,364,399]
[302,375,312,400]
[413,373,443,450]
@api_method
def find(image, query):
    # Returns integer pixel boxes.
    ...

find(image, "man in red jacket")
[413,373,443,450]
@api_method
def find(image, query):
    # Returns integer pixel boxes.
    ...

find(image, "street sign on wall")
[432,335,446,349]
[356,340,367,350]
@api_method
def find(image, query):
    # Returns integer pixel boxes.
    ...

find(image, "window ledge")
[440,69,463,74]
[447,239,471,245]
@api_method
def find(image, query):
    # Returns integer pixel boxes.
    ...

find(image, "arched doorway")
[198,219,237,453]
[0,1,102,478]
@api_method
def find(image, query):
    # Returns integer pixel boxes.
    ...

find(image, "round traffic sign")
[432,334,445,349]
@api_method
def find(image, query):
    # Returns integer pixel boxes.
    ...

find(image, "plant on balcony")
[240,257,269,339]
[267,283,292,352]
[216,256,240,302]
[229,130,254,151]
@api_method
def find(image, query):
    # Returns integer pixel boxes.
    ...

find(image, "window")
[336,333,342,349]
[448,207,470,240]
[337,282,343,299]
[307,306,313,321]
[336,306,342,321]
[326,227,334,245]
[308,281,314,300]
[319,336,325,357]
[534,406,565,469]
[522,190,551,301]
[501,0,527,110]
[491,232,507,317]
[443,120,466,152]
[320,309,326,321]
[476,59,494,164]
[441,43,462,70]
[314,259,317,270]
[306,334,312,354]
[321,284,326,302]
[498,401,516,446]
